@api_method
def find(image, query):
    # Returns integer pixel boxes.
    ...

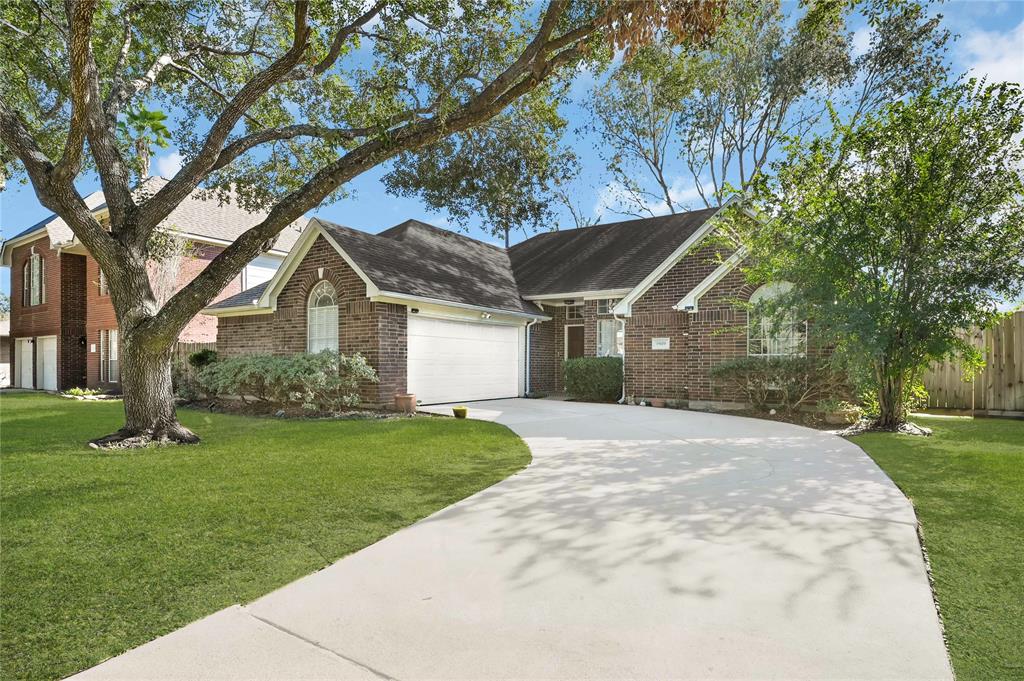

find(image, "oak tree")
[1,0,724,446]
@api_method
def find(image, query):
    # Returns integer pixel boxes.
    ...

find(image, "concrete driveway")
[75,399,951,680]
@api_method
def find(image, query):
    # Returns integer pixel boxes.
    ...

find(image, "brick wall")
[217,236,407,405]
[626,243,755,404]
[8,237,79,389]
[84,245,245,388]
[59,254,87,388]
[85,253,118,389]
[527,307,558,393]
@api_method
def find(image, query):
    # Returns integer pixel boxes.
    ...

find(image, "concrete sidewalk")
[74,399,951,680]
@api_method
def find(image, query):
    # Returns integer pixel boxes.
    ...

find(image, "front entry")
[566,325,584,359]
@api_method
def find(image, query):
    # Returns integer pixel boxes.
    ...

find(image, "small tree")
[741,81,1024,429]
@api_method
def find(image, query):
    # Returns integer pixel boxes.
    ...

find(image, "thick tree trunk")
[90,331,198,448]
[874,363,905,431]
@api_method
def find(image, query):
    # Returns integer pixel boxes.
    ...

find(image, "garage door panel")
[407,316,521,404]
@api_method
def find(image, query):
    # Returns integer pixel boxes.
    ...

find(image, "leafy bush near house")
[709,356,845,412]
[63,387,102,397]
[198,351,378,412]
[171,360,202,402]
[563,357,623,402]
[187,348,219,370]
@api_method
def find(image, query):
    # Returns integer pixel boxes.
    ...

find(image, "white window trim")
[596,318,624,357]
[746,282,806,358]
[564,304,584,321]
[100,329,119,383]
[307,280,339,353]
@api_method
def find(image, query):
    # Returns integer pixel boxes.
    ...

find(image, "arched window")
[23,253,44,306]
[747,282,806,357]
[307,281,339,353]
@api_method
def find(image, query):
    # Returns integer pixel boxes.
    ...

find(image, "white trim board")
[613,196,744,317]
[673,247,748,312]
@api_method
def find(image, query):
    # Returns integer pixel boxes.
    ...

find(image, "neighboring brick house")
[206,203,803,408]
[1,177,303,392]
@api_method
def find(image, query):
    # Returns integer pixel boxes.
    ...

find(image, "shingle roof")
[507,208,719,296]
[321,219,541,315]
[2,176,303,253]
[208,208,722,316]
[207,281,272,310]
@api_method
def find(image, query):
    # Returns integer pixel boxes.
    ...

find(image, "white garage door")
[36,336,57,391]
[16,339,33,389]
[408,316,522,404]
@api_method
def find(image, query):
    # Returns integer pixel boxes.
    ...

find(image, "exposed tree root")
[837,419,932,438]
[89,424,201,449]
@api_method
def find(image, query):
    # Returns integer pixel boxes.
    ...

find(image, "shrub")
[63,387,102,397]
[709,356,845,411]
[171,360,202,402]
[857,376,928,420]
[187,348,218,370]
[198,351,378,412]
[563,357,623,402]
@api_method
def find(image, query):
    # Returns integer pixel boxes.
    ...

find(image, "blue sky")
[1,0,1022,298]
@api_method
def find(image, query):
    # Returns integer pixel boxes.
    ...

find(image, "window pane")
[597,319,622,357]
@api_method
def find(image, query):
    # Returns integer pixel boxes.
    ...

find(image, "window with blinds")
[307,281,339,353]
[100,329,119,383]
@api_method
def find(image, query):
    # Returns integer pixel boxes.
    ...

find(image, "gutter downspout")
[614,312,627,404]
[525,319,538,396]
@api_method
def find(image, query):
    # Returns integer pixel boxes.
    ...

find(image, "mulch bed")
[180,399,423,421]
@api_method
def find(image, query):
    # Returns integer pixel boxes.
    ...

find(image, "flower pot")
[452,406,468,419]
[394,393,417,414]
[650,398,667,408]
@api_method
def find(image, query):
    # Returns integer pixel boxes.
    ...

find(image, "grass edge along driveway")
[853,415,1024,681]
[0,393,531,680]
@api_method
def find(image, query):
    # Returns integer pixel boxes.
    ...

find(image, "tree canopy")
[0,0,726,445]
[735,80,1024,428]
[586,0,950,216]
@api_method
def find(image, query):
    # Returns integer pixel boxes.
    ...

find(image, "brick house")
[206,203,803,408]
[1,177,303,391]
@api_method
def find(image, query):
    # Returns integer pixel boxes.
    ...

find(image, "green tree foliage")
[117,107,171,179]
[739,81,1024,429]
[0,0,725,445]
[384,93,578,246]
[587,0,949,215]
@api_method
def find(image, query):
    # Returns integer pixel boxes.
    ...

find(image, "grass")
[0,393,530,680]
[853,415,1024,681]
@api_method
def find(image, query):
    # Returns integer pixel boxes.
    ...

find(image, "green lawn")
[0,393,530,680]
[853,415,1024,681]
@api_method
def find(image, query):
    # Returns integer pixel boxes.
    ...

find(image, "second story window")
[565,304,584,320]
[98,269,109,296]
[22,252,44,306]
[596,298,620,315]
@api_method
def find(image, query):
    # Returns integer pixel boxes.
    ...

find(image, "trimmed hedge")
[709,355,844,411]
[198,351,378,412]
[564,356,623,402]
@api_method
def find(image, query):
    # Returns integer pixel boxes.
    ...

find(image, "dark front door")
[566,325,585,359]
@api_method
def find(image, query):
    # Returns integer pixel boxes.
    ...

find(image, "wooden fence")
[922,311,1024,416]
[173,341,216,378]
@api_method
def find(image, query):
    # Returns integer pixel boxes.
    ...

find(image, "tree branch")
[136,1,312,238]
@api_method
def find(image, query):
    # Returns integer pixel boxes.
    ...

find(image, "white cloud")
[155,151,183,178]
[852,27,872,58]
[961,19,1024,86]
[594,176,707,218]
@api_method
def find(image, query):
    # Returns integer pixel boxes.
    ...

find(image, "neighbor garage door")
[407,316,522,404]
[36,336,57,391]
